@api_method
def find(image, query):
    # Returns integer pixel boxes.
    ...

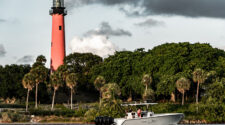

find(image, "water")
[0,122,95,125]
[0,123,224,125]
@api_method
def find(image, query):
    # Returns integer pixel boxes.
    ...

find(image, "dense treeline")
[0,42,225,122]
[91,42,225,102]
[0,42,225,103]
[0,65,31,100]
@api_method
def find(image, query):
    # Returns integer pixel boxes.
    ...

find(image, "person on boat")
[137,109,142,118]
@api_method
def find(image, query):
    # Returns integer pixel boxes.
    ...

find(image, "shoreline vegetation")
[0,42,225,123]
[0,103,214,124]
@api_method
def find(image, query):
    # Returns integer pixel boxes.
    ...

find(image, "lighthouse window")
[59,26,62,30]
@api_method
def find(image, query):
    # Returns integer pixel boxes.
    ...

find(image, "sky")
[0,0,225,66]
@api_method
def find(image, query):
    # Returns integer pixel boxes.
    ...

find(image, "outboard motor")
[95,116,114,125]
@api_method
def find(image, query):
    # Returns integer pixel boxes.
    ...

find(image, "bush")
[199,103,225,123]
[84,108,98,122]
[29,109,73,117]
[97,99,125,118]
[0,111,30,123]
[29,107,87,117]
[75,106,88,117]
[0,104,25,108]
[55,104,67,110]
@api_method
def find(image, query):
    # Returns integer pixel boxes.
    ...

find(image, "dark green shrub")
[0,104,25,108]
[0,111,30,122]
[75,106,88,117]
[84,108,98,122]
[29,109,86,117]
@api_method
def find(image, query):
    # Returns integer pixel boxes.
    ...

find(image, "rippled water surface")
[18,123,222,125]
[0,123,94,125]
[0,124,94,125]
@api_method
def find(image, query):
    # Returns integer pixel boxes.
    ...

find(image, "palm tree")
[22,73,35,112]
[101,83,121,101]
[176,77,190,105]
[31,65,48,109]
[142,88,155,101]
[142,74,153,91]
[94,76,105,104]
[66,73,78,109]
[57,65,69,80]
[50,71,64,110]
[193,68,207,104]
[32,55,47,68]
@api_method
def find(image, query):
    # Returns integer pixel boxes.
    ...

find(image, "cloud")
[0,44,6,57]
[0,19,6,23]
[17,55,34,64]
[66,0,225,18]
[135,19,165,27]
[64,0,138,11]
[65,0,96,11]
[85,22,132,37]
[69,35,118,58]
[219,46,225,51]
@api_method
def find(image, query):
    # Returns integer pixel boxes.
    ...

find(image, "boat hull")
[115,113,184,125]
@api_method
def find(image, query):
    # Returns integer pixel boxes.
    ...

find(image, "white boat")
[95,102,184,125]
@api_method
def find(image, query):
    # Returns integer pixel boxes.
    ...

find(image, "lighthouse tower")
[50,0,67,72]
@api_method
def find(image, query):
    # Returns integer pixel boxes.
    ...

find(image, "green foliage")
[32,55,47,68]
[94,76,106,91]
[0,104,25,108]
[30,65,48,84]
[142,88,155,101]
[199,103,225,123]
[98,99,125,118]
[0,64,31,99]
[156,75,176,96]
[66,73,78,89]
[64,53,103,90]
[1,42,225,123]
[90,50,147,99]
[176,77,191,94]
[50,70,64,90]
[91,42,225,101]
[101,83,121,100]
[0,111,30,122]
[22,73,36,91]
[176,77,191,105]
[193,68,207,84]
[84,108,98,122]
[142,74,153,90]
[29,108,86,117]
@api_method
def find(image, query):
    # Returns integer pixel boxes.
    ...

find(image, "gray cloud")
[17,55,34,64]
[65,0,139,11]
[135,19,165,27]
[65,0,96,10]
[85,22,132,37]
[0,44,6,57]
[0,19,6,23]
[66,0,225,18]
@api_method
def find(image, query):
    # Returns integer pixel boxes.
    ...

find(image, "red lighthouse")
[50,0,67,72]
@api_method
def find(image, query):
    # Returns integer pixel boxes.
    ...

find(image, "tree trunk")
[35,83,38,109]
[182,92,185,105]
[170,92,176,103]
[51,88,56,111]
[127,91,132,102]
[196,81,200,104]
[26,90,30,112]
[145,84,148,91]
[99,91,101,107]
[71,88,73,110]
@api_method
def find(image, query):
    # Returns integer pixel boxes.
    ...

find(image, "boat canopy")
[121,102,158,106]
